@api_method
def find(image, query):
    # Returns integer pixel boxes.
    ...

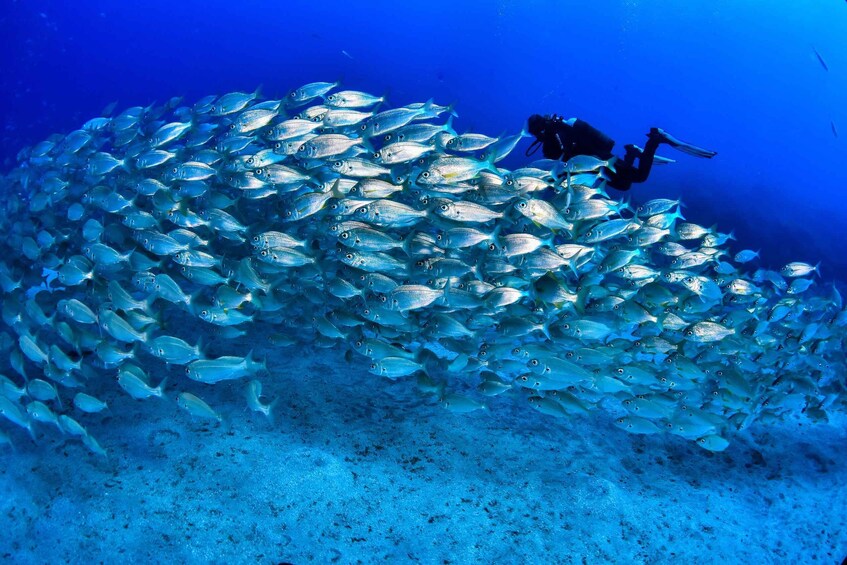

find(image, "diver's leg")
[607,160,635,191]
[630,134,661,183]
[622,144,641,167]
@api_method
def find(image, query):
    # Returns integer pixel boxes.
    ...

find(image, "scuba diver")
[525,114,717,191]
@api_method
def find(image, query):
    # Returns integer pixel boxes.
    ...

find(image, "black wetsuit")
[606,135,661,191]
[529,116,661,191]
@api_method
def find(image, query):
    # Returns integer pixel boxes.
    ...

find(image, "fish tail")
[445,100,459,118]
[480,149,499,174]
[329,179,347,200]
[246,349,268,374]
[265,398,280,424]
[155,377,168,399]
[444,114,457,136]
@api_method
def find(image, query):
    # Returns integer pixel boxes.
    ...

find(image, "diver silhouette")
[526,114,717,191]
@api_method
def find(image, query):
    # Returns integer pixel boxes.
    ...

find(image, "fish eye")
[616,368,624,374]
[421,171,430,178]
[530,359,539,366]
[327,95,335,101]
[358,207,368,214]
[172,167,178,174]
[260,250,267,256]
[360,124,368,130]
[201,310,207,316]
[565,352,573,358]
[506,179,513,186]
[685,330,693,336]
[439,204,448,211]
[436,234,443,241]
[274,142,281,149]
[562,323,569,330]
[252,235,259,242]
[379,295,387,303]
[298,145,305,151]
[334,161,342,167]
[340,232,349,239]
[488,244,496,251]
[363,309,370,315]
[373,152,380,159]
[345,253,353,259]
[518,201,527,208]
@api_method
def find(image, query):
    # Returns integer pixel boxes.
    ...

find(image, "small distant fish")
[812,46,829,72]
[832,121,838,138]
[342,50,354,60]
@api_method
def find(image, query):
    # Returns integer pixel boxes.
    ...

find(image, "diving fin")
[650,128,717,159]
[627,144,675,165]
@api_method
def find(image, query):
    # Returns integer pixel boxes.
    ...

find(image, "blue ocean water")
[1,1,846,563]
[2,0,845,278]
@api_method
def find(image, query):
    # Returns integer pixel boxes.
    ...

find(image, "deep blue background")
[1,1,845,281]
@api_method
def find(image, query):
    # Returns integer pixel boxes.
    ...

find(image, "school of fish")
[0,82,845,457]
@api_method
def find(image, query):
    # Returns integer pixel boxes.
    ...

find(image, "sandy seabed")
[1,342,845,564]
